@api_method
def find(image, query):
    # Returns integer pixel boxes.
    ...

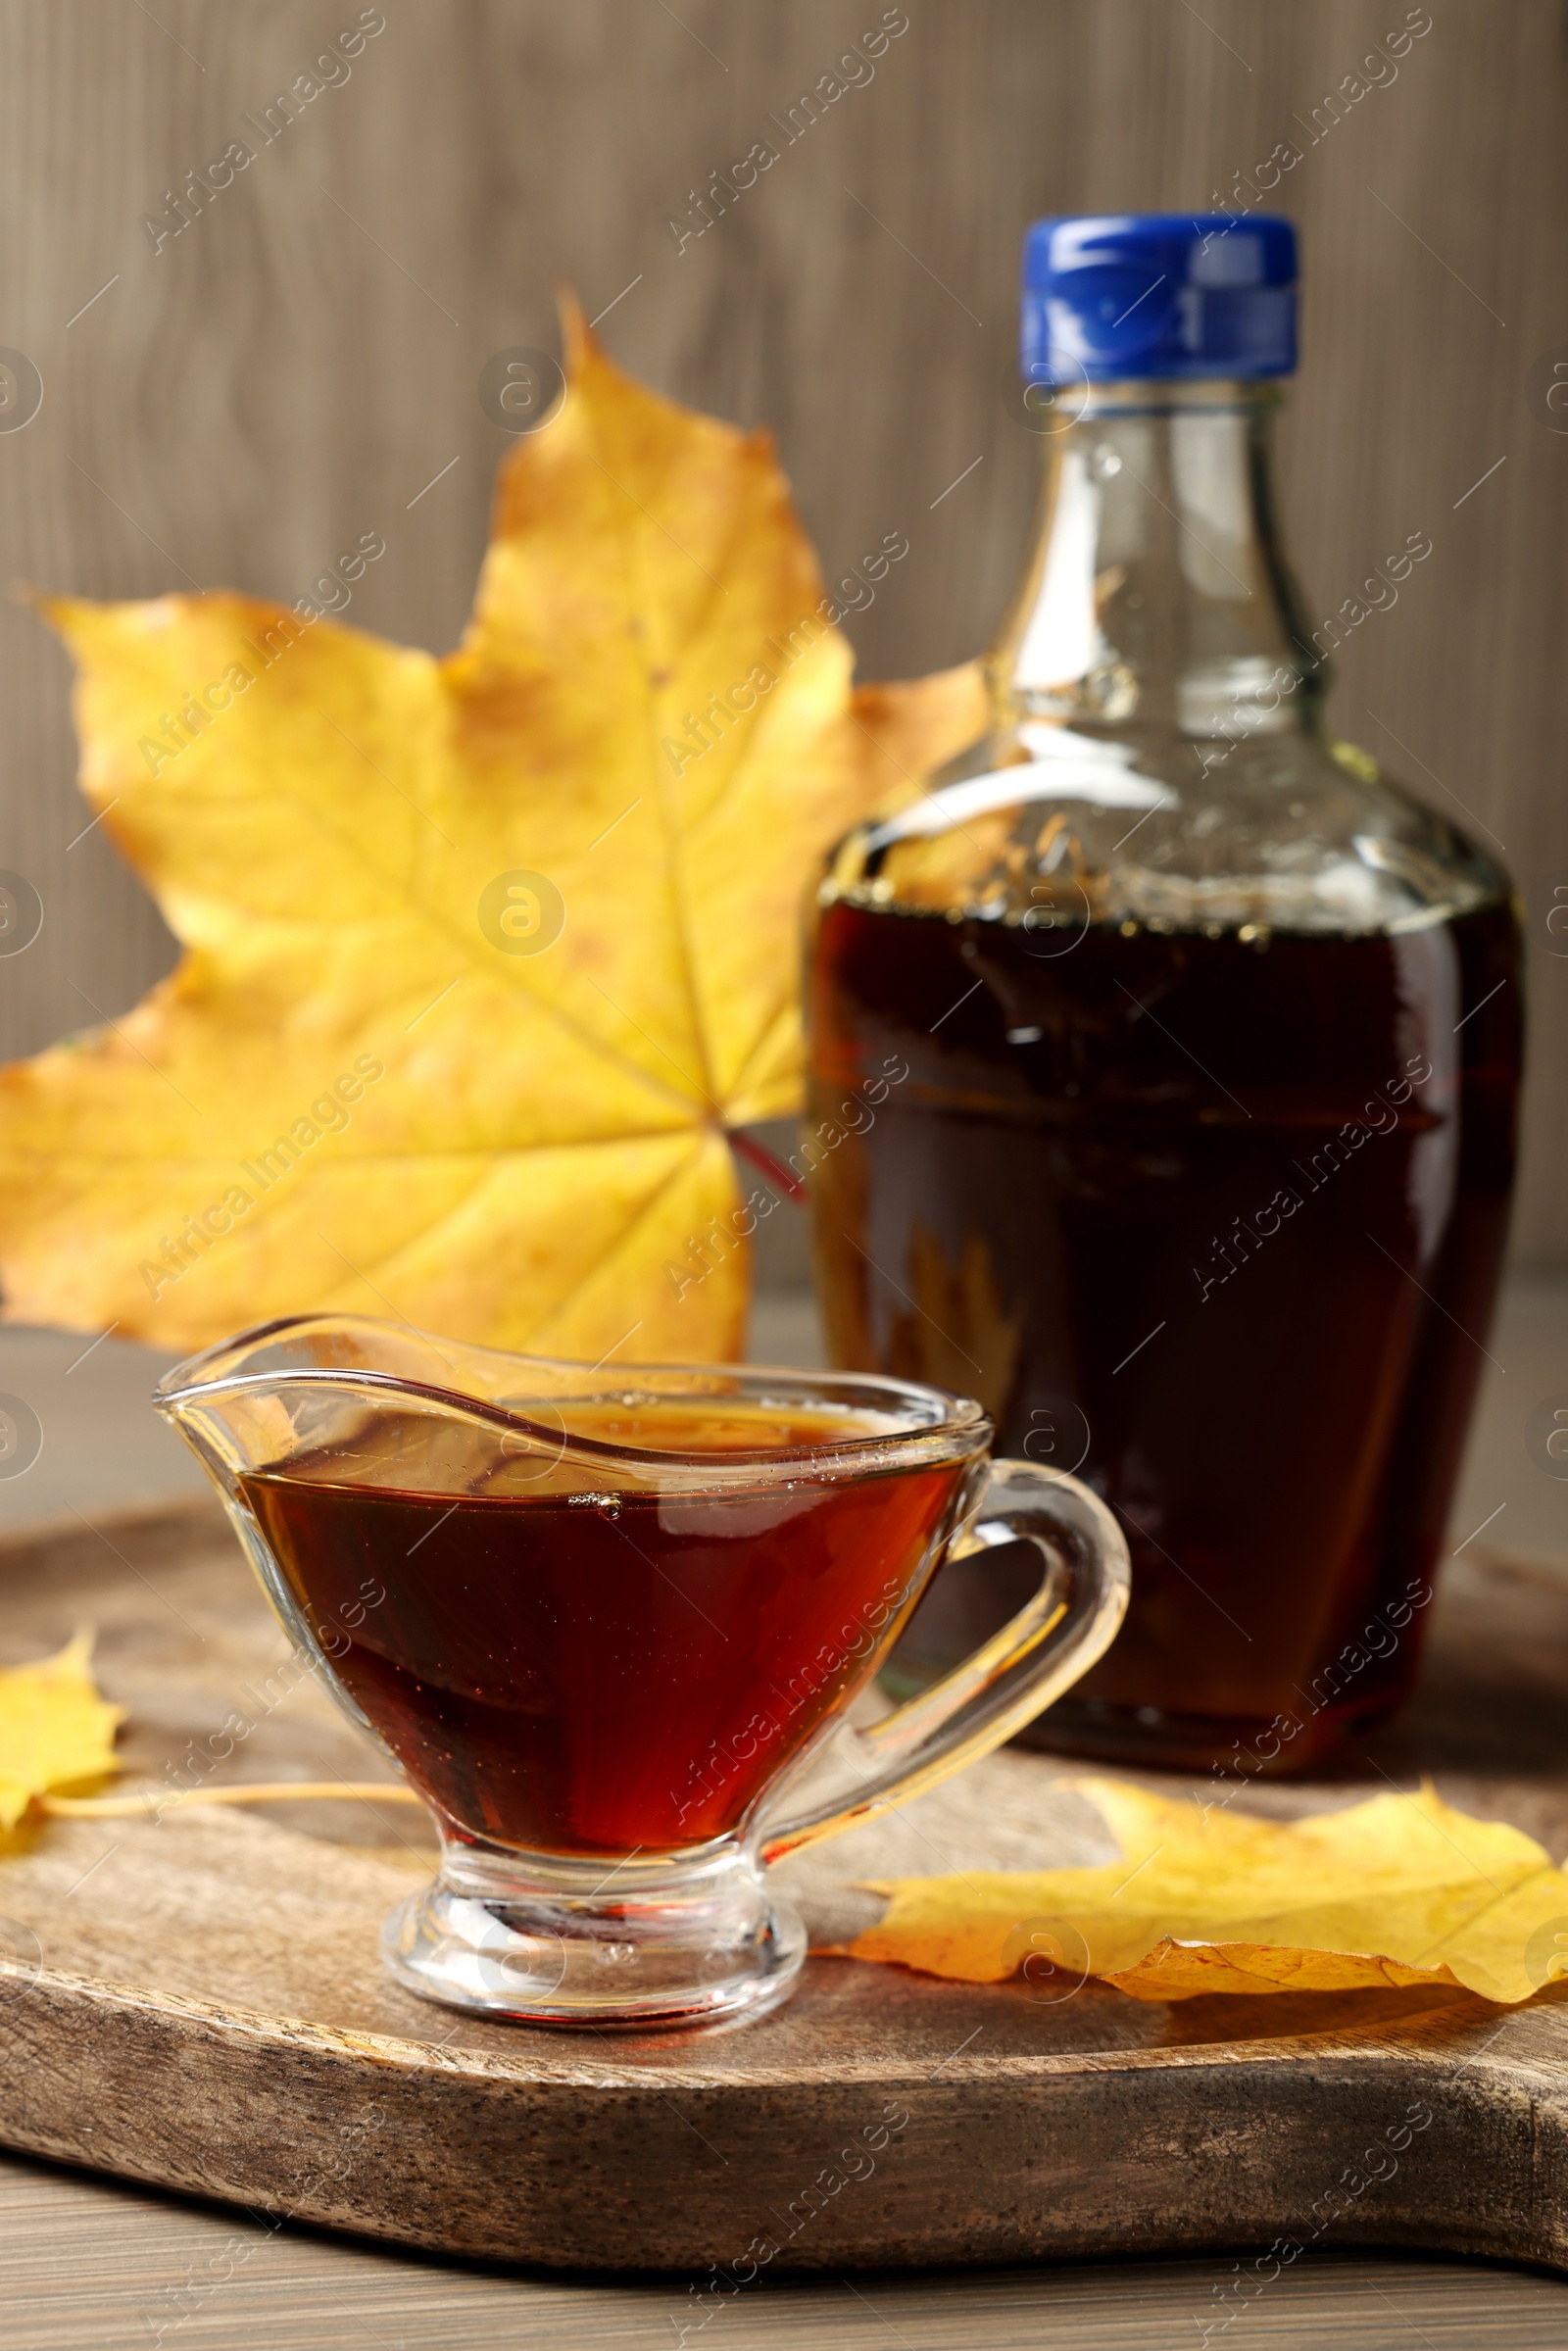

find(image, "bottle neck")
[991,378,1320,749]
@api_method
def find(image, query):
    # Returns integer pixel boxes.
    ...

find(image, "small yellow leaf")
[0,1634,123,1831]
[839,1777,1568,2007]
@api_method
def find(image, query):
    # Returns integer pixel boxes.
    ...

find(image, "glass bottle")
[807,213,1522,1774]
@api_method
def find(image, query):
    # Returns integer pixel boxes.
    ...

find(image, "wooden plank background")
[0,0,1564,1261]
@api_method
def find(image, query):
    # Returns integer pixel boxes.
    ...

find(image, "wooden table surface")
[1,1280,1564,2349]
[5,2163,1568,2351]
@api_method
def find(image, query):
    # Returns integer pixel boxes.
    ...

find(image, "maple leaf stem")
[728,1128,807,1205]
[39,1782,423,1818]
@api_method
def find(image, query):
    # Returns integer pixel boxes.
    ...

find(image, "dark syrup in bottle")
[808,895,1520,1769]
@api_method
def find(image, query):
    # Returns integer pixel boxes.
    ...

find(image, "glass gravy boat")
[156,1314,1128,2032]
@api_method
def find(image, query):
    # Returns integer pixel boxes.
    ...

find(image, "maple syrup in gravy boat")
[156,1314,1128,2031]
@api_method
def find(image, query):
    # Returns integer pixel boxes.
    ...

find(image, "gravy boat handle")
[757,1461,1130,1861]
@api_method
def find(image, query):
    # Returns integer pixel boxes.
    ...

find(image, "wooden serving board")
[2,1496,1568,2276]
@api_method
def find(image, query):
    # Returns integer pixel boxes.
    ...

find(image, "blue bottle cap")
[1021,213,1298,384]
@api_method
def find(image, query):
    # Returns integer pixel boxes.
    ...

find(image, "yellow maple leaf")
[839,1777,1568,2006]
[0,1634,123,1831]
[0,312,982,1359]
